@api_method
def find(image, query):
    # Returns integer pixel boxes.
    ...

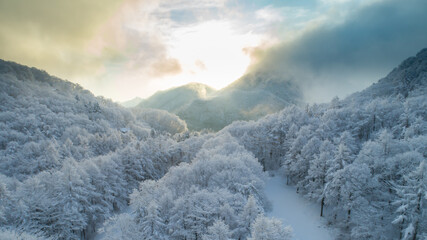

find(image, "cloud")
[255,5,312,25]
[0,0,183,93]
[4,0,422,103]
[247,0,427,103]
[256,6,285,23]
[0,0,244,101]
[0,0,125,77]
[149,58,182,77]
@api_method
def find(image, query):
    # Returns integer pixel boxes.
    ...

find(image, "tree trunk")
[346,209,351,230]
[412,220,418,240]
[261,158,266,172]
[347,209,351,222]
[399,219,404,240]
[320,197,325,217]
[373,114,376,132]
[412,192,422,240]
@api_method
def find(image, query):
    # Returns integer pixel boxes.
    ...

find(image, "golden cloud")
[0,0,125,78]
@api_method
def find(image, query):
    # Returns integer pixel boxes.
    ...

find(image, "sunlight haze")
[1,0,426,102]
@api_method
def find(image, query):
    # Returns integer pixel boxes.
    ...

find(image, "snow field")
[265,173,336,240]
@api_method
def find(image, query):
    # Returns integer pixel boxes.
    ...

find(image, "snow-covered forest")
[1,47,427,240]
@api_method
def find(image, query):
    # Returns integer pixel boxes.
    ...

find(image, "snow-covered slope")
[137,73,302,131]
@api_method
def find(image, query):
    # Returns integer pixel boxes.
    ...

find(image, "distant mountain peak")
[226,71,294,89]
[137,72,302,131]
[136,82,216,114]
[184,82,213,88]
[179,82,216,98]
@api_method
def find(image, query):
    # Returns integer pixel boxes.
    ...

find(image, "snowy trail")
[265,173,335,240]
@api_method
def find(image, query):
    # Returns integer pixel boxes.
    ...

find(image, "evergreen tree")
[139,201,166,240]
[393,160,427,240]
[202,220,232,240]
[237,195,260,240]
[306,140,335,216]
[248,215,292,240]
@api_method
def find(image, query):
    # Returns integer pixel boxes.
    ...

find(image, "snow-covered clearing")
[265,173,335,240]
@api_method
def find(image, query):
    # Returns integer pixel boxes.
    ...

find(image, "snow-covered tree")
[295,136,321,192]
[339,163,377,228]
[202,220,232,240]
[393,160,427,240]
[306,140,335,216]
[248,215,292,240]
[0,228,47,240]
[138,201,166,240]
[284,126,311,185]
[238,195,261,239]
[100,213,141,240]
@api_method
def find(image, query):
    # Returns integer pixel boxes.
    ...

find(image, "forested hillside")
[0,60,291,239]
[137,83,215,113]
[221,48,427,239]
[0,59,198,239]
[137,72,302,131]
[102,48,427,239]
[1,48,426,239]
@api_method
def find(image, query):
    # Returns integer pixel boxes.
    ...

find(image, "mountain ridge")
[137,72,303,131]
[136,82,216,113]
[347,48,427,102]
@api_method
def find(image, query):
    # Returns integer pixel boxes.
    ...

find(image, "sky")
[0,0,426,102]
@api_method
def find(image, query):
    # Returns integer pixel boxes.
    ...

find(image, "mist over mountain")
[120,97,143,108]
[137,72,302,131]
[137,82,215,113]
[136,48,427,132]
